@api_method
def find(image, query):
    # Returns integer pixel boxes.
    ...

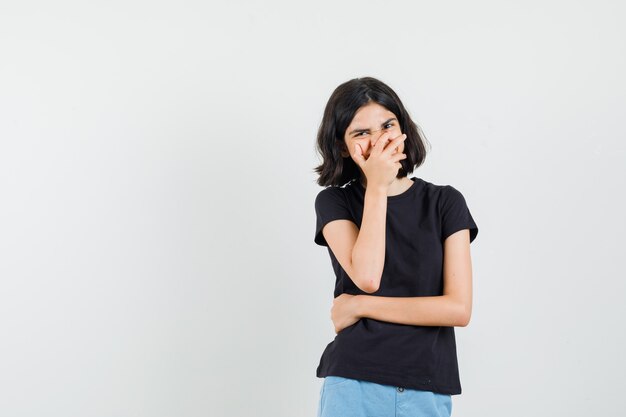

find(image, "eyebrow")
[348,118,398,135]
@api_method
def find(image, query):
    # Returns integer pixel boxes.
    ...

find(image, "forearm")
[355,294,471,327]
[351,186,387,293]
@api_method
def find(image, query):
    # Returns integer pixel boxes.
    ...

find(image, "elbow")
[357,276,380,294]
[349,266,381,294]
[456,306,472,327]
[350,251,382,294]
[457,315,471,327]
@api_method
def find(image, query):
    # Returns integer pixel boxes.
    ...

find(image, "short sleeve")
[439,185,479,244]
[314,187,354,247]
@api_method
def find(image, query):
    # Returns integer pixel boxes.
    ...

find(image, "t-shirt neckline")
[354,177,420,201]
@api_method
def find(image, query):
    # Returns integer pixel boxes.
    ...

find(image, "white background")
[1,1,625,416]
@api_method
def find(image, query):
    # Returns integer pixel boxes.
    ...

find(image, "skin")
[323,102,474,332]
[339,102,412,193]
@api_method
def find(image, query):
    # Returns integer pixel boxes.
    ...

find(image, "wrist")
[364,185,388,198]
[354,294,369,318]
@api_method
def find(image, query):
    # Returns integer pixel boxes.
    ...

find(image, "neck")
[360,176,413,196]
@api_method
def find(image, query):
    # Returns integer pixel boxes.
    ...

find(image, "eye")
[383,122,395,129]
[355,131,369,137]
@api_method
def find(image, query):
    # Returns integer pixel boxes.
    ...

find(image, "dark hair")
[314,77,430,187]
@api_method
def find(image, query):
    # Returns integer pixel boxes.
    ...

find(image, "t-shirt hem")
[316,365,462,395]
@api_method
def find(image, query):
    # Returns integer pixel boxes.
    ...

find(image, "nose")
[369,129,385,149]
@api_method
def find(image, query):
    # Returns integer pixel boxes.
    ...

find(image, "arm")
[331,228,473,331]
[358,228,473,327]
[322,187,387,293]
[352,185,389,292]
[322,186,388,293]
[321,133,407,294]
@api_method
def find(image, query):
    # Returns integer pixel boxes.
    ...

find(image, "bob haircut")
[314,77,429,187]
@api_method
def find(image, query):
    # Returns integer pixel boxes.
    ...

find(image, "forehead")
[348,102,397,127]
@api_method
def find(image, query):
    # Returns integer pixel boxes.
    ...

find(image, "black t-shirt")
[314,176,478,395]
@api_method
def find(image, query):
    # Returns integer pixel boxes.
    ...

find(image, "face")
[342,102,404,162]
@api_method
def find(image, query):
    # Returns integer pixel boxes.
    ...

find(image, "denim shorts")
[317,376,452,417]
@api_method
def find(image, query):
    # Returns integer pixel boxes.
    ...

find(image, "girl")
[313,77,478,417]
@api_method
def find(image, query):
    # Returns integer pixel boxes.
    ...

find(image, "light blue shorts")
[317,376,452,417]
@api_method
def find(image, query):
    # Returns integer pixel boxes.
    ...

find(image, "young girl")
[313,77,478,417]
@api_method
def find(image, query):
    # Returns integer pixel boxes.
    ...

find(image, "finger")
[382,133,407,156]
[392,152,407,162]
[371,132,394,155]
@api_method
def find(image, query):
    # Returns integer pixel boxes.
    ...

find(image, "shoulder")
[314,180,357,209]
[315,184,344,200]
[415,179,473,219]
[438,184,465,203]
[414,178,463,202]
[429,180,478,243]
[315,185,344,207]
